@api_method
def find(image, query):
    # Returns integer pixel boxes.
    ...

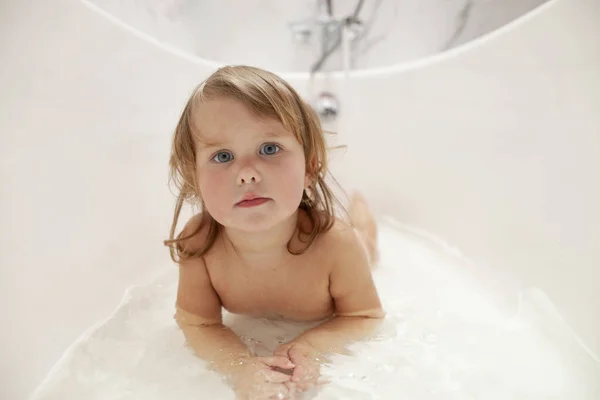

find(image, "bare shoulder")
[309,216,370,274]
[175,213,222,325]
[317,217,365,255]
[322,217,385,318]
[177,212,213,255]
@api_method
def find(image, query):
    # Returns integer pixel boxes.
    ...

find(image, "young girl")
[164,65,384,400]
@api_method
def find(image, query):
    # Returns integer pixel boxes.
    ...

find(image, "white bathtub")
[1,0,599,398]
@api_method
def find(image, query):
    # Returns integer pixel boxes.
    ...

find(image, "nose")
[237,164,261,185]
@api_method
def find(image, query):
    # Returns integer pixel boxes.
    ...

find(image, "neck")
[223,210,299,259]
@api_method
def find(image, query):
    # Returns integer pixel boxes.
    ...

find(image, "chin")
[235,214,283,232]
[232,207,299,233]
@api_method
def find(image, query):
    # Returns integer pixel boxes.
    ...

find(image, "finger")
[294,380,316,393]
[269,393,294,400]
[273,344,292,358]
[260,356,295,369]
[317,376,331,385]
[268,393,293,400]
[291,364,306,382]
[261,369,294,383]
[285,379,306,393]
[288,345,318,360]
[283,382,299,398]
[262,383,291,400]
[291,365,320,391]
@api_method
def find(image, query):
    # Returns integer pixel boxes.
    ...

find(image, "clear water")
[33,219,600,399]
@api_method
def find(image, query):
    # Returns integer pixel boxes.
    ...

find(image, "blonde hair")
[164,65,346,263]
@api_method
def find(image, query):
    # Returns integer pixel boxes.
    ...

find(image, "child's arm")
[273,227,384,391]
[175,254,252,374]
[177,252,295,398]
[174,217,293,395]
[287,227,385,354]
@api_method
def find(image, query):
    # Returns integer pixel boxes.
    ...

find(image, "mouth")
[235,196,271,208]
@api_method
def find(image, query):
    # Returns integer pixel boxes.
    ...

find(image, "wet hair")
[164,65,346,263]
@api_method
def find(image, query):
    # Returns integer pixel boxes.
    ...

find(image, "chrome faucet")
[289,0,366,73]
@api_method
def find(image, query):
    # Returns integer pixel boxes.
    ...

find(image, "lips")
[236,194,270,208]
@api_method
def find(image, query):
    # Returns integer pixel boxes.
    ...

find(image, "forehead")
[191,97,290,146]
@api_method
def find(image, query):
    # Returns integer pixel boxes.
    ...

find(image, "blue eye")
[212,151,233,163]
[260,143,280,156]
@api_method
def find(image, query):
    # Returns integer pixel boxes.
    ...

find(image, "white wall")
[0,0,598,399]
[327,0,600,358]
[0,1,198,398]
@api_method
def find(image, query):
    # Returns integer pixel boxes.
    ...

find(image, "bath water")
[32,218,600,399]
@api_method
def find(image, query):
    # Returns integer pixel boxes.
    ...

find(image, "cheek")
[274,157,306,201]
[197,169,230,212]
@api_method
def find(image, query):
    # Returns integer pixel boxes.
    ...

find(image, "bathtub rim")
[78,0,558,80]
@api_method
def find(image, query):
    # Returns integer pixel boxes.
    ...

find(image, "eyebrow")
[264,130,284,138]
[197,131,285,150]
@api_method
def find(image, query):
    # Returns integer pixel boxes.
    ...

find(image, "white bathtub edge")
[29,267,173,400]
[78,0,560,80]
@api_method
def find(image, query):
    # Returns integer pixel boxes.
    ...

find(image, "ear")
[304,174,313,189]
[305,156,318,188]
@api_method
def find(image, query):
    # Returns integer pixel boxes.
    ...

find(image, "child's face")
[193,97,310,232]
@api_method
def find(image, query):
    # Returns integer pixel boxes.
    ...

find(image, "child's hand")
[229,355,296,400]
[273,341,325,393]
